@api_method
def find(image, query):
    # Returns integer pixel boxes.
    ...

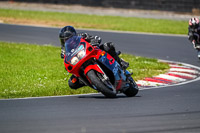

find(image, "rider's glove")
[61,48,65,59]
[81,33,90,40]
[94,36,102,44]
[90,36,102,46]
[192,40,196,45]
[192,40,197,49]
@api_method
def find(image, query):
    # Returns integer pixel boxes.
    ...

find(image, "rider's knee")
[68,76,80,89]
[68,75,85,89]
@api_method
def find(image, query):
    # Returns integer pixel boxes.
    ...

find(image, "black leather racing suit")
[188,25,200,49]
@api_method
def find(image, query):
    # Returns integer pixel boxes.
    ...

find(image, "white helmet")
[189,17,199,29]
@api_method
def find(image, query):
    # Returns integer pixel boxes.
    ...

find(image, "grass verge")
[0,42,169,99]
[0,8,188,34]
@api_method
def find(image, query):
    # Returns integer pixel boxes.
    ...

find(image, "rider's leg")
[61,46,65,59]
[100,42,129,69]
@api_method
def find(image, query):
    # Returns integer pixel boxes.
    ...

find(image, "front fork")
[96,66,116,94]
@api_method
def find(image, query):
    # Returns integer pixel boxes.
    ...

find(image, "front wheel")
[123,77,139,97]
[87,70,116,98]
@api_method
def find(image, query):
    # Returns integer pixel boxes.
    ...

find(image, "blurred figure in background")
[188,17,200,60]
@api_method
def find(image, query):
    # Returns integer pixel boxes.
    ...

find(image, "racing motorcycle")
[64,36,139,98]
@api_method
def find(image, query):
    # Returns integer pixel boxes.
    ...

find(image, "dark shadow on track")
[78,94,141,99]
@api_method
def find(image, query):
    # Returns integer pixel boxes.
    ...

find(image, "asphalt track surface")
[0,24,200,133]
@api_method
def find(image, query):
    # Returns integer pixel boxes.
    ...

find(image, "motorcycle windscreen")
[65,36,82,62]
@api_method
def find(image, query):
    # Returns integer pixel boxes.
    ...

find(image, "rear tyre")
[87,70,116,98]
[123,77,139,97]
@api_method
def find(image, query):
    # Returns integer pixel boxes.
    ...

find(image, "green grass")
[121,54,169,80]
[0,42,169,99]
[0,8,188,34]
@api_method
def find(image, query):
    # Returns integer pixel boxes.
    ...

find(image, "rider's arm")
[188,27,194,42]
[59,35,66,59]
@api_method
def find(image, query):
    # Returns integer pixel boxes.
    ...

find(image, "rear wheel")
[87,70,116,98]
[123,77,139,97]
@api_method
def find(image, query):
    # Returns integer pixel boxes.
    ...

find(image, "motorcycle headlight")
[71,56,79,65]
[77,50,86,59]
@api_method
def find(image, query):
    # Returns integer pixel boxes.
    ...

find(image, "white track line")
[168,72,197,78]
[156,74,187,82]
[169,68,199,74]
[136,80,167,86]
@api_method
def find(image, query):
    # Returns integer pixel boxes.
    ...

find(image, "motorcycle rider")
[59,26,129,89]
[188,17,200,50]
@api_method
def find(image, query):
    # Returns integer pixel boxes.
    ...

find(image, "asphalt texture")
[0,24,200,133]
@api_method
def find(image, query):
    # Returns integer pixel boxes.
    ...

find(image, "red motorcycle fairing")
[64,36,106,77]
[84,64,104,76]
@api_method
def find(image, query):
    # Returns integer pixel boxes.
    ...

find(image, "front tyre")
[87,70,116,98]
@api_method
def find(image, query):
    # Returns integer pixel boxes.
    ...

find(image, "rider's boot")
[113,51,129,69]
[120,58,129,70]
[103,42,129,69]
